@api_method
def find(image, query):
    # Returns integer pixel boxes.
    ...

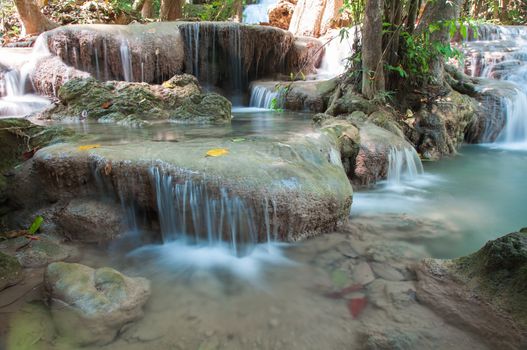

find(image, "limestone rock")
[12,132,353,242]
[15,235,77,267]
[171,92,232,124]
[0,251,23,291]
[56,199,123,243]
[39,76,231,125]
[416,230,527,350]
[44,262,151,346]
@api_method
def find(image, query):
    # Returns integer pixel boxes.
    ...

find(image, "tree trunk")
[160,0,182,21]
[14,0,57,36]
[406,0,419,33]
[142,0,153,18]
[232,0,243,22]
[361,0,384,99]
[416,0,462,84]
[133,0,146,13]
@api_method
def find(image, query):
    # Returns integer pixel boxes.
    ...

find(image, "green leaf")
[28,216,44,235]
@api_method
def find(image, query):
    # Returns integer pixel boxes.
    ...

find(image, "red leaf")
[347,297,367,319]
[22,148,39,160]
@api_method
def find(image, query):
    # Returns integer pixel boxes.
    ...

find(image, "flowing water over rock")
[464,25,527,149]
[243,0,278,24]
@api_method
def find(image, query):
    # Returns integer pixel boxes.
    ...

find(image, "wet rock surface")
[10,132,353,242]
[416,229,527,349]
[38,76,231,125]
[0,251,23,291]
[56,199,124,243]
[44,262,151,345]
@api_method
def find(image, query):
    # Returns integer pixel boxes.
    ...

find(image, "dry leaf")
[101,101,113,109]
[78,144,101,151]
[206,148,229,157]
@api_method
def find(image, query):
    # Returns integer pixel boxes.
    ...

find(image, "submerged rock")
[44,262,151,346]
[0,251,23,291]
[416,229,527,349]
[15,235,77,267]
[39,76,231,125]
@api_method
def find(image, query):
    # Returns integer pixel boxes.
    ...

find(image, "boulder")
[416,229,527,350]
[37,76,230,125]
[56,199,124,243]
[171,92,232,124]
[406,89,477,160]
[15,235,78,267]
[44,262,151,345]
[321,119,415,187]
[0,251,23,291]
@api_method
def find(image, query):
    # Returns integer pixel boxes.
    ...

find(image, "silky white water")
[242,0,278,24]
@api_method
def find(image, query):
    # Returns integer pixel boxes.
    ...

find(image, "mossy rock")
[0,251,23,291]
[453,230,527,326]
[171,93,232,124]
[0,119,75,219]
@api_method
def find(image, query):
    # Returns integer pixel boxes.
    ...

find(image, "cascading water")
[120,39,133,82]
[386,146,424,187]
[180,22,245,93]
[463,25,527,149]
[249,83,280,109]
[150,167,278,256]
[317,27,360,78]
[242,0,278,24]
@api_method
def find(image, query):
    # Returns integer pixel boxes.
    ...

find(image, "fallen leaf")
[101,101,113,109]
[28,216,44,235]
[231,138,246,143]
[206,148,229,157]
[330,270,350,289]
[78,144,101,151]
[347,297,368,319]
[22,147,39,160]
[25,235,40,241]
[162,81,175,89]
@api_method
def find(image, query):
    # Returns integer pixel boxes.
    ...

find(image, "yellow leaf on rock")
[78,144,101,151]
[162,81,175,89]
[206,148,229,157]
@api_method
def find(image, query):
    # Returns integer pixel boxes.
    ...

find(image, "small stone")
[370,262,405,281]
[352,262,375,285]
[205,330,215,337]
[269,319,280,328]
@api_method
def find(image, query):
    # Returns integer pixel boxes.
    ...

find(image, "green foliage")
[341,0,364,24]
[184,0,245,21]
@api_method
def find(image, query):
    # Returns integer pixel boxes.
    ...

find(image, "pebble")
[370,262,405,281]
[352,262,376,285]
[269,318,280,328]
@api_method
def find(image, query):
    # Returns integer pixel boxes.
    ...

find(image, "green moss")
[0,251,23,290]
[452,230,527,326]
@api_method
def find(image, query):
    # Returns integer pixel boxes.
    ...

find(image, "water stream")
[1,23,527,350]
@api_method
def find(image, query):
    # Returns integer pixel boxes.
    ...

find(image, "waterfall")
[497,88,527,147]
[463,25,527,148]
[317,27,359,78]
[120,39,133,82]
[249,83,280,109]
[150,167,277,256]
[386,146,424,186]
[243,0,278,24]
[180,22,246,92]
[0,37,51,117]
